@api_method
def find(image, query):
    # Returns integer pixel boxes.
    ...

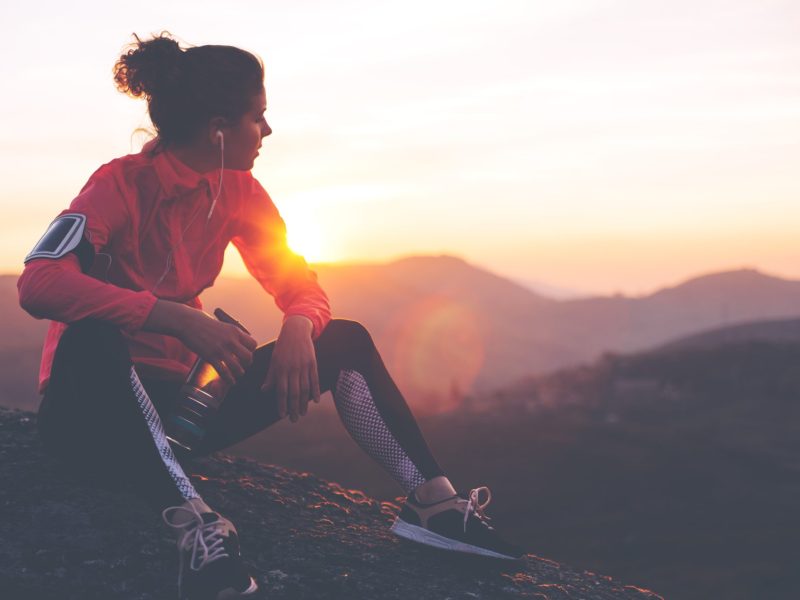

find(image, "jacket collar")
[145,138,218,197]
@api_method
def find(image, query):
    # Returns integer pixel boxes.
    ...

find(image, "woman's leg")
[196,319,447,495]
[39,319,259,596]
[38,319,201,512]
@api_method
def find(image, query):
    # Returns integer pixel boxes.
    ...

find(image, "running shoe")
[162,505,259,600]
[391,486,524,560]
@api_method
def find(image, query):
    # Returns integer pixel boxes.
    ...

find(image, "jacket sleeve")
[17,169,158,332]
[231,178,331,338]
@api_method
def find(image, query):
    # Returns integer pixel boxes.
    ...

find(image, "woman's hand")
[262,315,320,423]
[143,299,257,385]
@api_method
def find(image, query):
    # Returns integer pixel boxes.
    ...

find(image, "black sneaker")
[163,506,259,600]
[391,486,524,560]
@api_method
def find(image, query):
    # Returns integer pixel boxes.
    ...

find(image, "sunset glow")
[1,1,798,295]
[284,212,326,264]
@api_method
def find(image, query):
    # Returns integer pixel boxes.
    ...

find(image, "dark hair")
[113,32,264,146]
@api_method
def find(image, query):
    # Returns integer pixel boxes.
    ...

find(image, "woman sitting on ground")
[17,32,522,600]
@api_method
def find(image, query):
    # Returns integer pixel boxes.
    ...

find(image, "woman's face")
[223,87,271,170]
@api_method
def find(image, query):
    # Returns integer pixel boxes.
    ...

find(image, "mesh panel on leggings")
[129,367,198,501]
[334,369,426,493]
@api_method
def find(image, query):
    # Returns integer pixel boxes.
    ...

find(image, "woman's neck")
[167,141,221,175]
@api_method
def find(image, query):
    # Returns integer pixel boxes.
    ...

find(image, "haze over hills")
[210,259,800,406]
[0,275,49,411]
[4,257,800,412]
[538,268,800,355]
[654,316,800,353]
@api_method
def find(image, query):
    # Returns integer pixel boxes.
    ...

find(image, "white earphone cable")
[207,131,224,221]
[150,132,225,294]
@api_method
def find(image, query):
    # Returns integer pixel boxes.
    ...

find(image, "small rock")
[267,569,289,581]
[361,552,379,563]
[82,559,106,566]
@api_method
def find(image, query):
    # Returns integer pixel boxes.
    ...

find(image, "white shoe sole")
[216,577,258,599]
[391,518,519,560]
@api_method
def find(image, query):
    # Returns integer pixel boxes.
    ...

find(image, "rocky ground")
[0,408,663,600]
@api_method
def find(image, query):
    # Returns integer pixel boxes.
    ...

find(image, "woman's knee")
[322,319,374,352]
[56,319,128,364]
[49,319,132,392]
[59,318,125,351]
[314,320,376,381]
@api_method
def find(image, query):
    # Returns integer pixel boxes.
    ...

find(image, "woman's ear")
[208,117,228,145]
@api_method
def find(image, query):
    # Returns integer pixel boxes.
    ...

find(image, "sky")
[0,0,798,296]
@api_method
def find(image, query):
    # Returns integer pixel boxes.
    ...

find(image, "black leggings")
[38,319,444,512]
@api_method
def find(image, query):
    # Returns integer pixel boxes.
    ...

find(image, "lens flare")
[386,296,485,413]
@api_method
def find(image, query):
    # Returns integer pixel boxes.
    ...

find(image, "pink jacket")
[18,141,331,392]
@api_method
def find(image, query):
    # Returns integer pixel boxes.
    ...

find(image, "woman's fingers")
[217,328,254,383]
[237,329,258,351]
[230,342,253,373]
[216,347,245,381]
[262,364,292,419]
[213,358,236,386]
[231,358,246,380]
[299,370,310,416]
[310,365,321,404]
[288,370,300,422]
[274,370,288,418]
[261,360,319,422]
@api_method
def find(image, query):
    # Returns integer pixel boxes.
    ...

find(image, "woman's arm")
[17,168,157,332]
[18,254,157,333]
[261,314,320,422]
[231,179,331,339]
[231,178,330,420]
[18,254,257,385]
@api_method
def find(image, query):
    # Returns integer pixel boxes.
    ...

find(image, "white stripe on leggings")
[334,369,426,494]
[128,367,199,501]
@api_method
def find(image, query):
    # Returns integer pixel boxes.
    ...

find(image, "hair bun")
[112,33,264,147]
[113,32,183,98]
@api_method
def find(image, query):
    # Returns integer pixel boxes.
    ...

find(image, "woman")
[17,32,522,600]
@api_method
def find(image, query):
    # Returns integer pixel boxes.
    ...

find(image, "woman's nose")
[262,121,272,138]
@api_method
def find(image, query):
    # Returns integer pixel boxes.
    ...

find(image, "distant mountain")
[537,268,800,357]
[5,260,800,412]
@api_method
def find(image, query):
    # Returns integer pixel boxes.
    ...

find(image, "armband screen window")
[25,214,88,263]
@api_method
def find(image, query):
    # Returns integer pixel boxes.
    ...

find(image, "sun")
[285,217,326,263]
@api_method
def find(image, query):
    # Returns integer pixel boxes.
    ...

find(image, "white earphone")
[216,130,224,142]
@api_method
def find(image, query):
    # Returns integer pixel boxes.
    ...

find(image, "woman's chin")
[229,158,256,171]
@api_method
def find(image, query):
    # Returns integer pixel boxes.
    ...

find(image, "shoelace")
[162,505,231,592]
[458,486,494,532]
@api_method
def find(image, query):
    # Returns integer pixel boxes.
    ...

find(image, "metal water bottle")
[166,308,250,452]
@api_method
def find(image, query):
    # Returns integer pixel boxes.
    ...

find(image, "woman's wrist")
[142,299,196,337]
[281,315,313,337]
